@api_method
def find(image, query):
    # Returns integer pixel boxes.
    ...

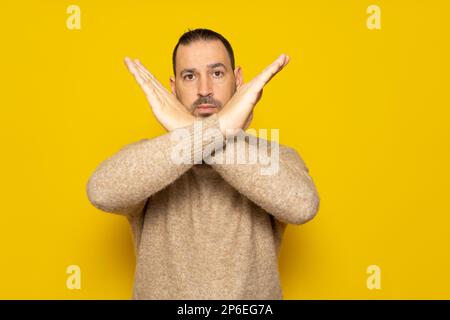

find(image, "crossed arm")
[86,54,319,224]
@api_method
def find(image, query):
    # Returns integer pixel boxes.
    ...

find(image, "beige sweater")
[86,113,320,300]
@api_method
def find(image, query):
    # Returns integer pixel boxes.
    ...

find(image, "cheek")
[177,87,196,106]
[214,82,235,103]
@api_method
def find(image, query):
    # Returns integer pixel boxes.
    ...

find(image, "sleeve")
[86,113,222,217]
[209,135,320,225]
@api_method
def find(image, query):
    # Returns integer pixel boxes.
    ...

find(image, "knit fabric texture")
[86,113,320,299]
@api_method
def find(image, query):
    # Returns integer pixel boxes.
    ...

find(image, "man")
[86,28,320,299]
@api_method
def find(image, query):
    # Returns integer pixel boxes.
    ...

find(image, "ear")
[234,66,243,89]
[169,76,176,95]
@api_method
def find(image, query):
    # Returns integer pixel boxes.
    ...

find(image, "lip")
[197,104,216,108]
[196,104,217,115]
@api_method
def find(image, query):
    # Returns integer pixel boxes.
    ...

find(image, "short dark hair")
[172,28,235,76]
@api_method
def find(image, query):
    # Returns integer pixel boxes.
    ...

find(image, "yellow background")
[1,0,449,299]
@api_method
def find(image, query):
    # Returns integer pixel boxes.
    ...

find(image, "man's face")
[170,39,242,117]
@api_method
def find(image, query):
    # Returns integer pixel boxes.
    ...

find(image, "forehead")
[175,40,232,74]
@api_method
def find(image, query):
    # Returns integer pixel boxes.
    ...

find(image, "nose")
[197,75,213,97]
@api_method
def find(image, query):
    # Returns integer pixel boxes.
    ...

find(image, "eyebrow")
[179,63,227,77]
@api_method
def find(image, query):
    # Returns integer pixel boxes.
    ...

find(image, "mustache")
[191,96,223,109]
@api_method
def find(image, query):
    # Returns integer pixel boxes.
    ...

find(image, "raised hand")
[218,54,290,136]
[124,57,195,131]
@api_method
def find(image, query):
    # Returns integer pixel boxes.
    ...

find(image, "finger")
[134,59,168,93]
[132,59,153,83]
[125,57,151,83]
[124,58,155,97]
[133,61,170,106]
[263,53,288,80]
[124,57,141,76]
[133,59,153,80]
[132,59,169,106]
[285,55,290,66]
[253,53,289,89]
[124,58,145,84]
[280,54,290,69]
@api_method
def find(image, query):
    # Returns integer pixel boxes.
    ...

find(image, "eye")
[212,70,224,78]
[183,74,195,81]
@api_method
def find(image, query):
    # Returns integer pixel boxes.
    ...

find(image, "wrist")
[168,114,196,132]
